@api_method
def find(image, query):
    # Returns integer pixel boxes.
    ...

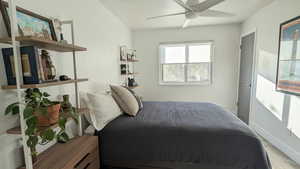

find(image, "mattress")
[96,102,272,169]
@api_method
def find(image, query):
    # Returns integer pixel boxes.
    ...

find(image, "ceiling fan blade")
[173,0,193,11]
[192,0,225,12]
[200,10,235,17]
[182,19,191,29]
[147,12,186,20]
[186,0,199,7]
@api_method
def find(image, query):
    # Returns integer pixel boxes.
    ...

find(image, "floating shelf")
[1,78,88,90]
[121,73,139,76]
[0,36,87,52]
[6,108,89,135]
[121,59,139,62]
[128,85,139,89]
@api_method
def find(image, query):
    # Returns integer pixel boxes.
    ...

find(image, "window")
[159,42,213,85]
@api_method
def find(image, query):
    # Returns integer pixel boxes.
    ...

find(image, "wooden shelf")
[18,136,98,169]
[128,85,139,89]
[121,73,139,76]
[1,78,88,90]
[121,59,139,62]
[0,36,87,52]
[6,108,89,135]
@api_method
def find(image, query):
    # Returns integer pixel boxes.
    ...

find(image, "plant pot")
[36,103,61,127]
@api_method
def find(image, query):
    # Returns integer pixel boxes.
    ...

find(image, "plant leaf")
[25,126,35,135]
[40,129,56,145]
[43,92,50,97]
[24,106,34,119]
[5,102,19,115]
[58,118,67,130]
[11,105,20,115]
[27,136,38,148]
[57,132,69,143]
[26,116,38,128]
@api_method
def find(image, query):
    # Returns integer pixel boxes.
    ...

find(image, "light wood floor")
[260,137,300,169]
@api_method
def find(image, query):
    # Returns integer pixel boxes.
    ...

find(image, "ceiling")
[100,0,274,30]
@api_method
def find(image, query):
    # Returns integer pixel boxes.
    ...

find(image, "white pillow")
[87,93,122,131]
[80,92,92,124]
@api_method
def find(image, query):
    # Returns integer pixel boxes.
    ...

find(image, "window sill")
[159,81,211,86]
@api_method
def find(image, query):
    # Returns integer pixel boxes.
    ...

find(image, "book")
[2,46,41,85]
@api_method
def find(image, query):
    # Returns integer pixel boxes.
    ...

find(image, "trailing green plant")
[4,88,78,160]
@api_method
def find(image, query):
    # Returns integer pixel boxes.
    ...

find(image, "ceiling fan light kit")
[147,0,234,28]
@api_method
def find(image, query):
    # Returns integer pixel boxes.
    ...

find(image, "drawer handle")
[84,163,90,169]
[74,153,90,168]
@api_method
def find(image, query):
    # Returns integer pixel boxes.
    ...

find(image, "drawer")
[74,148,99,169]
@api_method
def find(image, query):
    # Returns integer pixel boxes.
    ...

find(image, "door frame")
[236,29,257,126]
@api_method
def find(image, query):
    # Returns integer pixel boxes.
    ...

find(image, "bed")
[95,101,272,169]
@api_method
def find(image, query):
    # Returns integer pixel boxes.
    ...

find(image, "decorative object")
[125,49,137,60]
[0,0,57,41]
[276,16,300,95]
[52,18,62,41]
[120,45,127,60]
[2,46,41,85]
[4,88,78,161]
[59,33,68,44]
[59,75,71,81]
[41,49,56,80]
[120,64,127,75]
[128,77,138,87]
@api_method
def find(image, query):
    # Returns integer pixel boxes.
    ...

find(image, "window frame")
[158,41,214,86]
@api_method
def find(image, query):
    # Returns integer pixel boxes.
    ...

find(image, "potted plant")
[4,88,78,162]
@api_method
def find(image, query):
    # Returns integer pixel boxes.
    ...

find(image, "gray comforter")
[98,102,272,169]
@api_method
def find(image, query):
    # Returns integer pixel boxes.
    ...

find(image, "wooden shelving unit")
[1,78,88,90]
[0,36,87,52]
[120,46,140,89]
[0,2,88,168]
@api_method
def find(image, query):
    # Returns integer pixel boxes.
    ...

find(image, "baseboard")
[251,123,300,164]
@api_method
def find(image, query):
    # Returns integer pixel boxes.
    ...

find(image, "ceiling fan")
[147,0,234,28]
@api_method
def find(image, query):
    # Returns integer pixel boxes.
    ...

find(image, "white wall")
[133,24,241,112]
[242,0,300,163]
[0,0,131,168]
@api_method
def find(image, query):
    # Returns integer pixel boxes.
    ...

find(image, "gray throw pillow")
[124,86,143,111]
[110,85,140,116]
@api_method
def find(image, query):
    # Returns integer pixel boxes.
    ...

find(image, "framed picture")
[276,16,300,95]
[2,46,40,85]
[0,0,57,41]
[120,46,127,61]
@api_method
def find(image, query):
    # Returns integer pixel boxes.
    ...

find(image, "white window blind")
[159,42,213,85]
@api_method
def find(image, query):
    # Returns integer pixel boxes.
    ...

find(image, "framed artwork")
[0,0,57,41]
[120,46,127,61]
[2,46,40,85]
[276,16,300,95]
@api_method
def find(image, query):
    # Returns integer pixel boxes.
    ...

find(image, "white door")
[238,32,255,124]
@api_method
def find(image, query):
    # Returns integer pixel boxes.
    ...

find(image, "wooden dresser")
[20,136,100,169]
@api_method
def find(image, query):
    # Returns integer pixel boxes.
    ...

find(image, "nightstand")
[19,136,100,169]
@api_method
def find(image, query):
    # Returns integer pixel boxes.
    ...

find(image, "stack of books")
[2,46,57,85]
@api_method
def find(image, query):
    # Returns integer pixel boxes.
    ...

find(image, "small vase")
[61,95,73,117]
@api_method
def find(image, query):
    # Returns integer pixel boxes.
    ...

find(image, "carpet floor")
[260,137,300,169]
